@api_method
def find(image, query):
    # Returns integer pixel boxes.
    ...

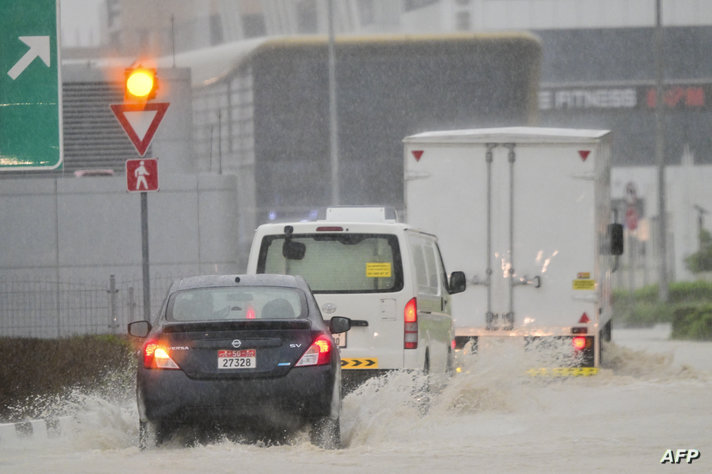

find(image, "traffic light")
[124,66,158,101]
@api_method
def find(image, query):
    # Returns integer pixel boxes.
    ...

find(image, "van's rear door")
[254,227,406,370]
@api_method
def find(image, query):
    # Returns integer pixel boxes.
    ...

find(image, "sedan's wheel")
[138,421,152,450]
[139,420,169,449]
[310,416,341,449]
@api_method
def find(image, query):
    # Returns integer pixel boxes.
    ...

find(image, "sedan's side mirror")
[329,316,351,334]
[448,271,467,294]
[128,320,151,338]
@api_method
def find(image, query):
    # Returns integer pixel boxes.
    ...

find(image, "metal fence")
[0,274,182,338]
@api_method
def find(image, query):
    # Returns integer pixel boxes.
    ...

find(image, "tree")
[686,229,712,273]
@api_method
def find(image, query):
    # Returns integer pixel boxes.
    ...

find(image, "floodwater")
[1,324,710,473]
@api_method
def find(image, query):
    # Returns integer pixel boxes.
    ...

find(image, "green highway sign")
[0,0,62,170]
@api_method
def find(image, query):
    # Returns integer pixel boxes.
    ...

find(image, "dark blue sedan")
[127,274,350,449]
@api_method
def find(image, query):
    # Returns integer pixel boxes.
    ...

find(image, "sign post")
[113,100,169,321]
[0,0,62,170]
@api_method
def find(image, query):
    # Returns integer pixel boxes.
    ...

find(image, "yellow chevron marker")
[341,358,378,369]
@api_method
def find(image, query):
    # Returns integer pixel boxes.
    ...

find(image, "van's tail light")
[143,340,180,369]
[296,335,333,366]
[404,297,418,349]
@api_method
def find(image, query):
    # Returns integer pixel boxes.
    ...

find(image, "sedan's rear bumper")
[138,364,336,426]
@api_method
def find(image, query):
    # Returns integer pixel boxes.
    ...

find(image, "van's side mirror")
[128,320,151,338]
[282,240,306,260]
[329,316,351,334]
[448,271,466,294]
[608,223,624,256]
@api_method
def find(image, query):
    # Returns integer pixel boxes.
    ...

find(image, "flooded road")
[1,324,710,473]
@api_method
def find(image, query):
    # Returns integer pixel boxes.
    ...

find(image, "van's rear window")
[256,234,403,293]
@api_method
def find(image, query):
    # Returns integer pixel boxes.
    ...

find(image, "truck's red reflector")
[404,297,418,349]
[316,226,343,232]
[572,336,587,351]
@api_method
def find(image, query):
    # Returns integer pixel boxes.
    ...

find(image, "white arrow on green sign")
[0,0,62,170]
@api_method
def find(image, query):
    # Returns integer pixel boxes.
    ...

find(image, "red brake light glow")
[572,336,587,351]
[143,339,180,369]
[316,226,343,232]
[296,335,333,367]
[404,297,418,349]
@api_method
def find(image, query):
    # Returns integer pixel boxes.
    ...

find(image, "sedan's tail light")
[143,340,180,369]
[295,335,332,367]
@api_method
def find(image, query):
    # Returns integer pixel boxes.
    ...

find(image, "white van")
[246,207,465,386]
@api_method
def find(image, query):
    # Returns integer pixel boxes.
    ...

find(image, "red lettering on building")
[646,86,706,108]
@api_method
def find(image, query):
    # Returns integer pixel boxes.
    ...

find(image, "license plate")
[333,332,346,348]
[218,349,256,369]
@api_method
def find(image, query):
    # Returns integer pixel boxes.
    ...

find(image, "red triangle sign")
[579,312,590,323]
[111,103,170,156]
[578,150,591,162]
[412,150,424,161]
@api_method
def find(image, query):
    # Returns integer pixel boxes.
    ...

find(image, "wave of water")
[2,330,710,473]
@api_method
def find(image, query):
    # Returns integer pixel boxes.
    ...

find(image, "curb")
[0,416,73,444]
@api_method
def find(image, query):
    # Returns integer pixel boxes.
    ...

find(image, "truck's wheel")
[599,320,612,366]
[602,319,612,342]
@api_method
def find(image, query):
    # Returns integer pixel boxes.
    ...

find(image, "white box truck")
[403,127,623,375]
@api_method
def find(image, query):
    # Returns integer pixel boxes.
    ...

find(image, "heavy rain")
[1,1,711,472]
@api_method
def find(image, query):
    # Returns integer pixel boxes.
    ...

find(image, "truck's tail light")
[572,336,587,351]
[143,340,180,369]
[404,297,418,349]
[296,335,333,367]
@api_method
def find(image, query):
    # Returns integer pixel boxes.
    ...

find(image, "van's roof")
[255,220,411,233]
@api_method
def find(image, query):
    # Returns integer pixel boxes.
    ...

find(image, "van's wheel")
[446,348,454,376]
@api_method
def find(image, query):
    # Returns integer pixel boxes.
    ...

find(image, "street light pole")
[655,0,668,302]
[327,0,340,205]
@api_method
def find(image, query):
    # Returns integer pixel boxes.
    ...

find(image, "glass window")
[257,233,403,293]
[408,234,443,296]
[168,286,305,321]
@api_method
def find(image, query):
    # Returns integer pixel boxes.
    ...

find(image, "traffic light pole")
[141,191,151,320]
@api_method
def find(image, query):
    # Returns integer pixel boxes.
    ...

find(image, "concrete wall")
[0,173,240,283]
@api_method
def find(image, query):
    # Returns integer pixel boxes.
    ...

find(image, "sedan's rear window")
[256,233,403,293]
[167,286,305,321]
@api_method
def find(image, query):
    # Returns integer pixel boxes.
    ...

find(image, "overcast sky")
[60,0,103,47]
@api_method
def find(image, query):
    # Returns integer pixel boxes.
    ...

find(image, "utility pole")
[655,0,669,302]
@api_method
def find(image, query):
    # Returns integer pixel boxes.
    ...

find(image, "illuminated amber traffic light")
[125,67,157,101]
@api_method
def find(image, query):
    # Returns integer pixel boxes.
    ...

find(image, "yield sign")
[110,102,169,156]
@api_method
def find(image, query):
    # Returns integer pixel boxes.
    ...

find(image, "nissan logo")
[231,339,242,348]
[321,303,337,315]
